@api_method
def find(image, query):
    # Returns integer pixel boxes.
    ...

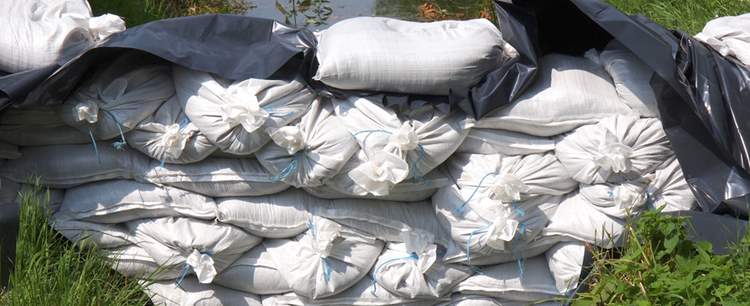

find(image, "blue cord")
[453,172,496,215]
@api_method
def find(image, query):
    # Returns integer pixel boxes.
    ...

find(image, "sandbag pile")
[0,15,699,306]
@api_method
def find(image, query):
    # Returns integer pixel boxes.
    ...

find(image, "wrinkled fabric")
[256,98,359,188]
[696,13,750,67]
[545,193,625,248]
[0,0,125,73]
[216,189,310,239]
[173,65,314,155]
[457,129,555,156]
[0,106,90,146]
[60,53,174,140]
[145,276,262,306]
[555,115,673,184]
[646,157,697,212]
[127,95,217,164]
[599,41,660,118]
[214,244,291,295]
[453,256,561,302]
[264,217,384,299]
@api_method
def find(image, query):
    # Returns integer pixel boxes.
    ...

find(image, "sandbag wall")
[0,16,697,306]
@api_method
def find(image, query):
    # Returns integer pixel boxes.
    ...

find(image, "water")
[244,0,493,30]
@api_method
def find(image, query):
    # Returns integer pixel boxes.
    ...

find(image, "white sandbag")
[305,150,451,202]
[216,189,310,238]
[0,143,150,188]
[261,277,437,306]
[264,217,384,299]
[453,256,560,302]
[331,96,469,196]
[307,197,448,247]
[145,276,262,306]
[444,153,578,202]
[372,231,473,299]
[440,233,564,266]
[256,98,359,188]
[545,241,586,294]
[141,157,289,197]
[555,115,673,184]
[0,0,125,73]
[434,184,562,264]
[214,244,291,295]
[58,180,217,223]
[544,194,625,248]
[599,41,659,117]
[61,55,174,140]
[646,158,697,212]
[696,13,750,67]
[475,54,634,136]
[105,244,183,281]
[7,183,65,213]
[126,95,217,164]
[128,217,262,284]
[314,17,504,95]
[0,106,91,146]
[52,216,135,248]
[579,179,650,219]
[173,65,315,155]
[457,129,555,156]
[0,141,20,159]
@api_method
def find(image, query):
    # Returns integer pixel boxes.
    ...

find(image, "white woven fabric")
[173,65,315,155]
[145,276,262,306]
[315,17,504,95]
[0,0,125,73]
[214,244,291,295]
[216,189,310,238]
[476,54,634,136]
[696,13,750,67]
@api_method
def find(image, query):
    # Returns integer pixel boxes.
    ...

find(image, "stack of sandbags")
[0,13,703,306]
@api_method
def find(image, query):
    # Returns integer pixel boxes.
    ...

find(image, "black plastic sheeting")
[0,14,315,110]
[482,0,750,217]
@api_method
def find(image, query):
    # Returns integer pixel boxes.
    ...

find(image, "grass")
[606,0,750,34]
[0,184,151,306]
[573,210,750,305]
[88,0,248,27]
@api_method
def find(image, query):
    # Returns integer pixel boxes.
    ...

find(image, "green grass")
[0,184,151,306]
[607,0,750,34]
[574,210,750,305]
[89,0,248,27]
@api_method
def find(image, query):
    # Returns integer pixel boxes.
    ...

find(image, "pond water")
[244,0,493,30]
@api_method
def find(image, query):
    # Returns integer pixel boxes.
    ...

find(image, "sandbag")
[453,256,560,302]
[141,157,289,197]
[457,129,555,156]
[696,13,750,67]
[475,54,634,136]
[214,244,291,295]
[305,150,451,202]
[599,41,659,118]
[434,184,563,264]
[256,98,358,188]
[441,234,565,266]
[314,17,504,95]
[126,95,217,164]
[173,65,315,155]
[58,180,217,223]
[544,194,624,248]
[128,217,262,284]
[52,216,135,248]
[0,0,125,73]
[578,179,650,219]
[60,54,174,140]
[646,158,697,212]
[306,197,448,247]
[545,241,586,295]
[444,153,578,202]
[145,276,262,306]
[264,217,384,299]
[331,96,469,196]
[0,143,150,188]
[216,189,310,238]
[372,231,473,299]
[261,277,436,306]
[105,244,183,281]
[0,106,91,146]
[555,115,673,184]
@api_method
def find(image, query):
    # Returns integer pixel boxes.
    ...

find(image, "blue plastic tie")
[87,128,101,164]
[465,224,491,265]
[321,258,332,282]
[409,144,426,182]
[272,154,300,182]
[369,252,419,293]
